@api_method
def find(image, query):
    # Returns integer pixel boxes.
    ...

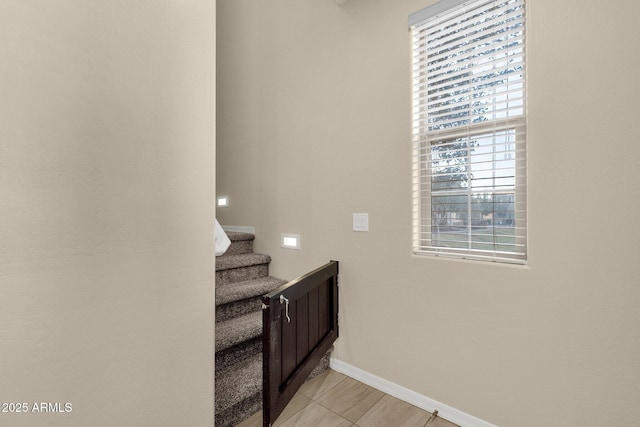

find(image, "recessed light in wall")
[281,234,301,250]
[217,196,229,207]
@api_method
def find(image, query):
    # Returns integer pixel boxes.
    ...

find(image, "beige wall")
[0,1,215,426]
[217,0,640,426]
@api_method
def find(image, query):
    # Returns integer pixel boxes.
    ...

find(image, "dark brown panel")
[308,286,319,348]
[318,279,329,338]
[295,294,309,366]
[281,298,297,382]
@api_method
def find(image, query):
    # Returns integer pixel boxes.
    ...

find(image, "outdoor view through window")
[411,0,527,263]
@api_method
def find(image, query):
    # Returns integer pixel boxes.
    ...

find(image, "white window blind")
[411,0,527,263]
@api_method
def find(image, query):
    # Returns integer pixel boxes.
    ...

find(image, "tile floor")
[236,369,460,427]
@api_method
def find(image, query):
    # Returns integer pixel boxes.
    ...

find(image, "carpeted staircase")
[215,231,330,427]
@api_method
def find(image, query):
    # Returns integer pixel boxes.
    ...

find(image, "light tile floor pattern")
[236,369,460,427]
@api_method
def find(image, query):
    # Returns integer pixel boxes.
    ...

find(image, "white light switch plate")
[353,213,369,232]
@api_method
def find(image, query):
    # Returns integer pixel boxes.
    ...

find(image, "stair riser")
[215,337,261,373]
[215,392,261,427]
[216,264,268,285]
[216,297,262,323]
[225,239,253,255]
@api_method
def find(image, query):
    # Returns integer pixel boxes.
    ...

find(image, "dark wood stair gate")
[262,260,339,427]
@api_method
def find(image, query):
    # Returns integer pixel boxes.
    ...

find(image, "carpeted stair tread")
[224,232,255,255]
[215,351,262,415]
[216,310,263,353]
[215,253,271,272]
[216,276,286,307]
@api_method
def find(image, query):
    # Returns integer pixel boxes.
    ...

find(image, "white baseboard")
[221,225,256,234]
[329,358,497,427]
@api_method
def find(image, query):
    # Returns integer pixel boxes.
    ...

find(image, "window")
[410,0,527,263]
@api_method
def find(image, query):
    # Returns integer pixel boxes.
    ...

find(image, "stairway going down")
[215,231,331,427]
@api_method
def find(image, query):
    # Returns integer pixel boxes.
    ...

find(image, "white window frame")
[411,0,527,264]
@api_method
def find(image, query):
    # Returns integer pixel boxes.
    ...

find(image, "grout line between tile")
[309,379,384,427]
[312,398,357,425]
[350,392,386,426]
[313,375,348,400]
[272,394,312,427]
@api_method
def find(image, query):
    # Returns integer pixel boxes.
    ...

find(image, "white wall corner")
[330,358,498,427]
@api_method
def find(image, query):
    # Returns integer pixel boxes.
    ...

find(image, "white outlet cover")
[353,213,369,232]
